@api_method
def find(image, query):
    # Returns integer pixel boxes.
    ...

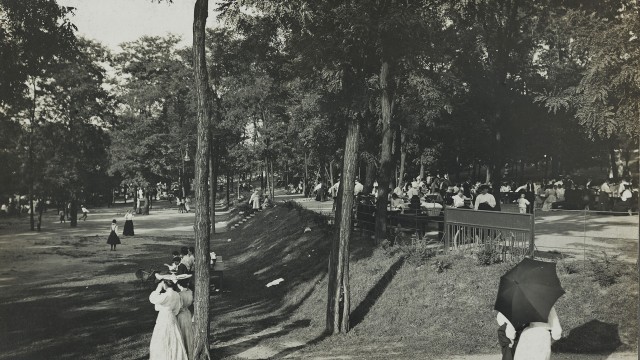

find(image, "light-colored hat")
[155,273,192,283]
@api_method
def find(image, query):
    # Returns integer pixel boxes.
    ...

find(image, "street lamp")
[182,144,190,198]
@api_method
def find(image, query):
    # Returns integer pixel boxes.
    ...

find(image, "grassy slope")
[218,204,638,358]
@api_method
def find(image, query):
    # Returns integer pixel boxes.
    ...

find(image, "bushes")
[475,243,501,265]
[587,252,624,287]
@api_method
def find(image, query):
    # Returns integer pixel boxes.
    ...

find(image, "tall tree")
[192,0,212,358]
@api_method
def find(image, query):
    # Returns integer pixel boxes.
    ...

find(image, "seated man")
[612,188,633,215]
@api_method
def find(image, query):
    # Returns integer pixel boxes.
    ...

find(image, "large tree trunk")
[209,140,216,236]
[143,190,150,215]
[375,60,394,245]
[36,196,44,231]
[328,160,334,187]
[326,116,359,334]
[29,80,36,231]
[226,170,231,206]
[133,186,138,211]
[419,154,424,181]
[398,131,406,187]
[269,159,274,199]
[364,161,376,193]
[192,0,212,358]
[69,197,77,227]
[303,151,308,196]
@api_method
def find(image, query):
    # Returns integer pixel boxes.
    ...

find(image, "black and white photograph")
[0,0,638,359]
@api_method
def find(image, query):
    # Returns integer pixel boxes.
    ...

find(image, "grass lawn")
[0,202,636,359]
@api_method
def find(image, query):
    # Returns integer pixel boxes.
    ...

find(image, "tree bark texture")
[364,161,375,193]
[326,116,359,334]
[192,0,212,358]
[399,131,406,187]
[375,60,394,244]
[209,140,216,236]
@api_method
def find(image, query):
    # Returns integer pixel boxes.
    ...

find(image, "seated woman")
[405,195,422,215]
[390,193,404,211]
[452,191,470,209]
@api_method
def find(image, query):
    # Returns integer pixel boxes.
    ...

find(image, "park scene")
[0,0,638,359]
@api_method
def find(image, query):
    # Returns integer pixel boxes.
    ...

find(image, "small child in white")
[516,193,531,214]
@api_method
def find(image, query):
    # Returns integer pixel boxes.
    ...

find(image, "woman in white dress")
[249,191,260,211]
[176,279,194,358]
[514,306,562,360]
[149,279,188,360]
[123,210,135,236]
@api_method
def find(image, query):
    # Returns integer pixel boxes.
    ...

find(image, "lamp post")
[182,144,191,198]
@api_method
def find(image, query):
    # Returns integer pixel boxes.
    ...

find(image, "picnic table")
[397,201,443,216]
[388,209,444,237]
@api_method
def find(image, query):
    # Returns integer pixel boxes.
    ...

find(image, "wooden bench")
[210,256,225,291]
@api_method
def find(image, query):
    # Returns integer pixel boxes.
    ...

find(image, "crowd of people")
[305,173,638,217]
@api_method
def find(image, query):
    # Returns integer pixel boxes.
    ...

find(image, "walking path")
[284,196,638,262]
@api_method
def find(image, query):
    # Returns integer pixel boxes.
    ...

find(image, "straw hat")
[155,273,192,283]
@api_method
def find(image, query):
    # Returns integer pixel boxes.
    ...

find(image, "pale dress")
[514,307,562,360]
[149,289,188,360]
[176,289,194,358]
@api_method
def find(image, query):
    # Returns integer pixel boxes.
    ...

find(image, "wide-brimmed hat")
[478,184,491,191]
[155,273,192,283]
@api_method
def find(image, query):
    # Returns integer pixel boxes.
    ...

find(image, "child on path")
[80,205,89,221]
[59,210,66,223]
[107,219,121,251]
[515,193,531,214]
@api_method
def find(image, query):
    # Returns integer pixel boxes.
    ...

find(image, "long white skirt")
[150,310,188,360]
[176,309,194,358]
[514,327,551,360]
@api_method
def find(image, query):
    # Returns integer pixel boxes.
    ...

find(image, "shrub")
[476,243,501,266]
[401,244,437,267]
[588,252,623,287]
[557,260,580,275]
[431,256,453,273]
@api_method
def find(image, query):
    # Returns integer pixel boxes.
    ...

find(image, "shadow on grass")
[350,256,405,329]
[552,320,623,355]
[0,205,385,360]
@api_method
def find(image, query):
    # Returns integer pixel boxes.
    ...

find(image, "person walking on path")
[80,205,89,221]
[515,194,531,214]
[148,279,188,360]
[249,190,261,212]
[59,210,66,223]
[107,219,121,251]
[123,210,135,236]
[514,306,562,359]
[184,197,191,213]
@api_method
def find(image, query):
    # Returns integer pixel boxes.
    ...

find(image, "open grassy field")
[0,201,637,359]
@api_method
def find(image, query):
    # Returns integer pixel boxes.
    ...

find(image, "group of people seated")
[354,173,639,216]
[164,247,196,278]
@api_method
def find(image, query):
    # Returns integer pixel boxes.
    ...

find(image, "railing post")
[528,208,535,256]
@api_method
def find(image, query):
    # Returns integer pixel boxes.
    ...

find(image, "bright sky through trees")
[57,0,213,50]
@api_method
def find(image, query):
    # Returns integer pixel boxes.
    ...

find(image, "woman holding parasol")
[495,258,564,360]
